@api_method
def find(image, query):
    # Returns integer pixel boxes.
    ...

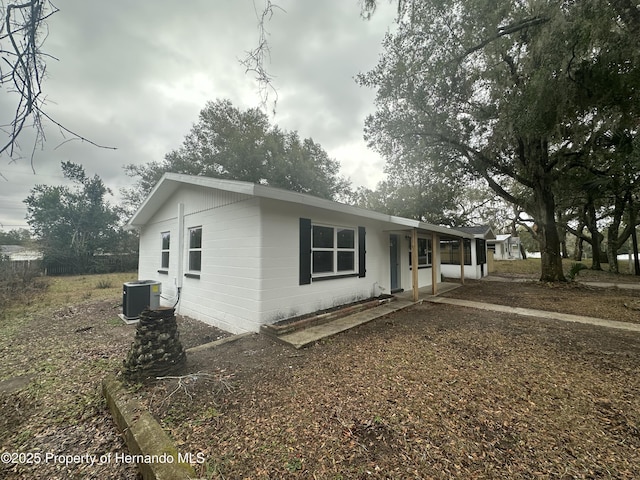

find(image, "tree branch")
[1,0,116,175]
[457,16,550,61]
[239,0,285,115]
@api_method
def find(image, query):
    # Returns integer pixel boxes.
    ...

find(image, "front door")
[390,234,401,293]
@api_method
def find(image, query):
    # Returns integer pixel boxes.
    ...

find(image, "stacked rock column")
[123,307,186,382]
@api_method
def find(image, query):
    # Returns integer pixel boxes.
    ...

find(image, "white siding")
[396,233,440,291]
[257,199,434,325]
[137,184,261,333]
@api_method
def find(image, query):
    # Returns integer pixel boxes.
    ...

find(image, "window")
[312,225,356,276]
[476,239,487,264]
[440,239,472,265]
[160,232,170,269]
[188,226,202,272]
[409,237,432,268]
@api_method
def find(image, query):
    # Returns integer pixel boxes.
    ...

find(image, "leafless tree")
[0,0,113,177]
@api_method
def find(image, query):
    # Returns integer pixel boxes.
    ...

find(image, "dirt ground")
[2,275,640,479]
[135,277,640,479]
[441,276,640,324]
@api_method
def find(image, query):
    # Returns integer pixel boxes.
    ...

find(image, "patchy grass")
[0,272,140,480]
[2,268,640,479]
[493,258,543,275]
[494,257,640,281]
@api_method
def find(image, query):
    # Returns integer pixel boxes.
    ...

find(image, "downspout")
[176,203,184,289]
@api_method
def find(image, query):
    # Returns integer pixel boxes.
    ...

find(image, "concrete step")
[276,298,417,349]
[261,295,396,338]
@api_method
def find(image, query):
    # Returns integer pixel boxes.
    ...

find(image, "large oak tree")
[359,0,639,282]
[124,99,351,210]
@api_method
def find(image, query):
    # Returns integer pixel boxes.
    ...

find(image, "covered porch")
[387,226,472,302]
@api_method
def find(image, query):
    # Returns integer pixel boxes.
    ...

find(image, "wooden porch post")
[459,238,465,285]
[411,228,419,302]
[432,232,438,296]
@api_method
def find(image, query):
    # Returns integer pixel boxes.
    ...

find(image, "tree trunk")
[572,221,585,261]
[556,211,569,258]
[632,225,640,275]
[630,195,640,276]
[532,185,565,281]
[606,191,628,274]
[585,200,603,270]
[536,208,566,281]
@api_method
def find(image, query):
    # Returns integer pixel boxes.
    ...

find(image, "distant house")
[440,225,495,279]
[0,245,42,273]
[125,173,475,333]
[0,245,42,262]
[488,234,524,260]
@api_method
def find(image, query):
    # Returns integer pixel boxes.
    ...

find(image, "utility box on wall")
[122,280,161,320]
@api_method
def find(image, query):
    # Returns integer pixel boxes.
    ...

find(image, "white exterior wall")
[137,184,262,333]
[137,187,448,334]
[492,238,523,260]
[393,233,440,292]
[258,199,394,324]
[494,242,507,259]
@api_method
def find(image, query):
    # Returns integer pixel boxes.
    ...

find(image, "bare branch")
[239,0,285,115]
[0,0,116,177]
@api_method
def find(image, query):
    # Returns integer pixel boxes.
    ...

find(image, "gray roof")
[127,173,474,239]
[455,225,496,240]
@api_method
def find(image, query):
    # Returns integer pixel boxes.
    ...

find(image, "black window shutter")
[358,226,366,278]
[299,218,312,285]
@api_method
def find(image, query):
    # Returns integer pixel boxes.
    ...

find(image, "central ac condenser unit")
[122,280,161,320]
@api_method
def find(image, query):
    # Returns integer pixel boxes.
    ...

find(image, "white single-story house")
[440,225,495,279]
[488,234,524,260]
[126,173,478,333]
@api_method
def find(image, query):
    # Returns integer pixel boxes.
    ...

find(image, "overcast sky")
[0,0,396,231]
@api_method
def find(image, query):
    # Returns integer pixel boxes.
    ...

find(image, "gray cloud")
[0,0,395,230]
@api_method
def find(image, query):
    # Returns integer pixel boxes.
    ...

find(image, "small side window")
[161,232,170,269]
[188,227,202,272]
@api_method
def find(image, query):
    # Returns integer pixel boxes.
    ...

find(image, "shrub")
[567,262,588,281]
[95,279,113,289]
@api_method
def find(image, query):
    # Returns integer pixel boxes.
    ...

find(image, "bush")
[567,262,588,281]
[95,279,113,289]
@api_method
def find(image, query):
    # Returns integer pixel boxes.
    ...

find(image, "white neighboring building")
[488,234,524,260]
[0,245,42,261]
[440,225,495,279]
[126,173,474,333]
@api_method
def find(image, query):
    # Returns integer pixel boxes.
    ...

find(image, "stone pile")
[123,307,186,382]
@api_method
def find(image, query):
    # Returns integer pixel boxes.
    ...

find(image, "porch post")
[411,228,419,302]
[432,232,438,295]
[459,238,465,285]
